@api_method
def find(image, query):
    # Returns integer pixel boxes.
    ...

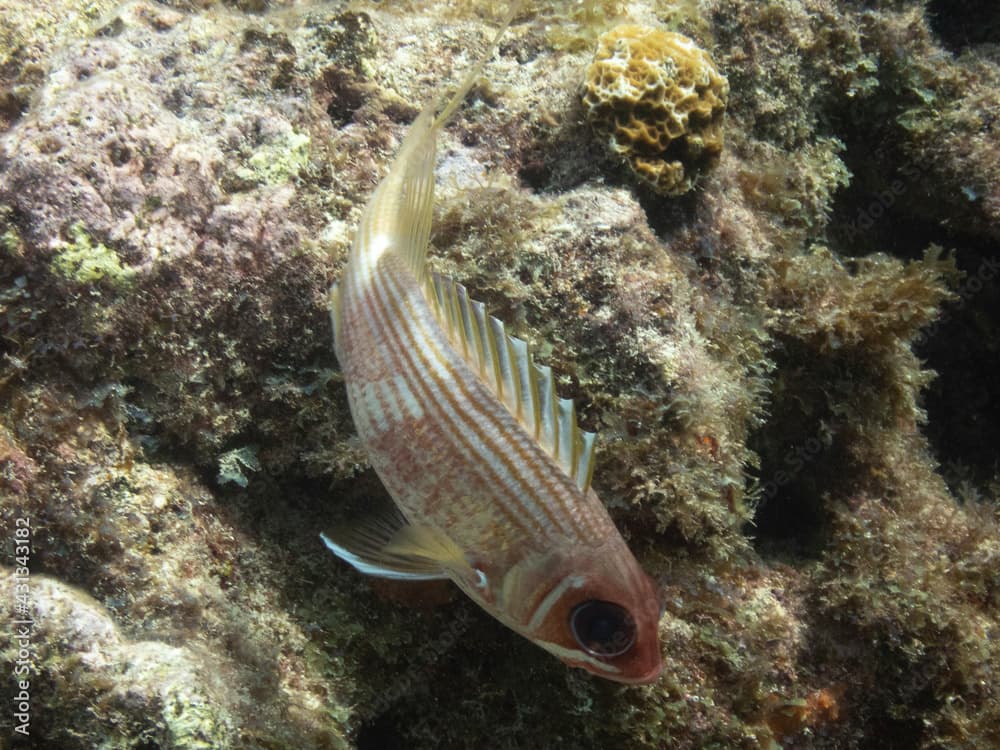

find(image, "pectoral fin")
[321,504,471,582]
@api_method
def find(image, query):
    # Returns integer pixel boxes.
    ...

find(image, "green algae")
[49,223,136,287]
[0,215,21,256]
[240,129,311,186]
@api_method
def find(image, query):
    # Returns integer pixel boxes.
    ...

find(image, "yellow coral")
[583,25,729,196]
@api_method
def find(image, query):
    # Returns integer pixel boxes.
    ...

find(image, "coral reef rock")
[1,0,998,749]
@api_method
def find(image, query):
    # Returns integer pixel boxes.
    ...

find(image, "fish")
[323,13,664,685]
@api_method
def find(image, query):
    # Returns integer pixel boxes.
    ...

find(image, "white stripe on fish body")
[338,253,617,558]
[377,378,404,424]
[527,573,587,631]
[533,639,623,677]
[346,375,426,438]
[391,374,425,420]
[372,260,608,542]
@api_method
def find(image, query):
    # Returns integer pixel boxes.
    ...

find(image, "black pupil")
[569,600,637,657]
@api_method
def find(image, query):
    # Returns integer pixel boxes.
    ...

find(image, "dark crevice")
[323,67,370,128]
[825,105,941,261]
[746,342,868,562]
[916,243,1000,491]
[357,715,407,750]
[927,0,1000,54]
[0,88,29,131]
[823,82,1000,499]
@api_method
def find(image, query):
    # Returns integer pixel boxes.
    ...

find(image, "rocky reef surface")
[1,1,997,748]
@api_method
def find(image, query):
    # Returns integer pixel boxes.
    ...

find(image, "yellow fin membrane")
[322,501,476,582]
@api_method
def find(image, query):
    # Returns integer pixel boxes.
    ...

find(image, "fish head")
[497,542,664,685]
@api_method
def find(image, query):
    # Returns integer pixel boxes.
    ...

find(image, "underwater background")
[1,0,998,748]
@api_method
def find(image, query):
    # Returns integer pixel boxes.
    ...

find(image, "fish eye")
[569,600,636,658]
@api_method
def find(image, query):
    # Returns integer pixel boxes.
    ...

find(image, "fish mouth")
[614,661,664,685]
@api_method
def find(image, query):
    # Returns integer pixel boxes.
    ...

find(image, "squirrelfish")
[324,17,663,684]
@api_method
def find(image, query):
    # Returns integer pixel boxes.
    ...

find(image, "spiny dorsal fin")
[426,273,597,493]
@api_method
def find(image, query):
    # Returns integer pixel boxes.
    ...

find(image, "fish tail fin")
[360,3,518,278]
[430,2,520,129]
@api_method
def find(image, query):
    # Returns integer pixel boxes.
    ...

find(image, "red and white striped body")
[327,26,664,684]
[338,243,618,565]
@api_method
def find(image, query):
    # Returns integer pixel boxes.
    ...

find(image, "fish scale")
[323,9,664,685]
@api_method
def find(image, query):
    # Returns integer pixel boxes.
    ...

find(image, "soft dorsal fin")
[426,273,597,493]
